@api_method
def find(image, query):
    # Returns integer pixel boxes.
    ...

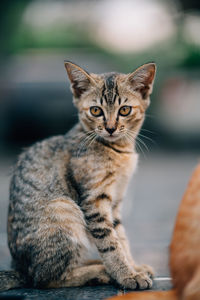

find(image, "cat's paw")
[98,266,113,285]
[134,264,154,279]
[85,265,113,285]
[120,272,153,290]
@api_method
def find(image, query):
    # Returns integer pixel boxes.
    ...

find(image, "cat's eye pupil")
[90,106,103,117]
[119,106,132,116]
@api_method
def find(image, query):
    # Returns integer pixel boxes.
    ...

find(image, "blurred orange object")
[108,290,177,300]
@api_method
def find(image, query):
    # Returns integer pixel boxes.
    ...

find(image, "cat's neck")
[96,137,134,154]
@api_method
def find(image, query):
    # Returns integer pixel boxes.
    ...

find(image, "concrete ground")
[0,151,199,299]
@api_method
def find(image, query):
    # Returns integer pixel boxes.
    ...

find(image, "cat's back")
[10,134,69,196]
[170,163,200,295]
[9,124,83,197]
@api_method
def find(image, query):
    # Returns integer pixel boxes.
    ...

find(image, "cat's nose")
[105,127,116,135]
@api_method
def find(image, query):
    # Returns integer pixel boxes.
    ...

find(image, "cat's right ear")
[127,63,156,100]
[64,61,95,98]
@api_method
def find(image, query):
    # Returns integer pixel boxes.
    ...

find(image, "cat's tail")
[108,289,178,300]
[0,270,26,291]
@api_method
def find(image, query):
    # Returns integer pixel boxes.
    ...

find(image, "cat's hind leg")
[83,259,103,266]
[48,264,112,288]
[41,198,111,288]
[23,197,91,288]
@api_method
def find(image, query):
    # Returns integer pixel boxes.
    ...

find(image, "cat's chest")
[108,152,138,201]
[70,149,138,192]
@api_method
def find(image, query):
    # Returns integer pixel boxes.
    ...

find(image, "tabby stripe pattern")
[90,228,111,239]
[113,219,121,228]
[5,61,156,290]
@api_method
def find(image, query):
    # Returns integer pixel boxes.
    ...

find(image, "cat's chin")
[99,134,123,143]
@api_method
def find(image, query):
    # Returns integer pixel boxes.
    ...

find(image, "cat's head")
[64,61,156,143]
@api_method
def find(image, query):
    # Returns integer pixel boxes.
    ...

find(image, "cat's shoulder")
[16,134,67,164]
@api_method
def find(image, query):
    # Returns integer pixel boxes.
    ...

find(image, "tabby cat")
[109,163,200,300]
[0,61,156,291]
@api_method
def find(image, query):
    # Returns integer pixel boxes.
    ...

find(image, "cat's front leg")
[81,194,152,290]
[113,204,154,279]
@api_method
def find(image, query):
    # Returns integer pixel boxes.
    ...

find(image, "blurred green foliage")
[0,0,31,55]
[1,0,200,71]
[15,24,101,52]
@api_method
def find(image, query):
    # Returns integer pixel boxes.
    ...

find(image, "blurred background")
[0,0,200,278]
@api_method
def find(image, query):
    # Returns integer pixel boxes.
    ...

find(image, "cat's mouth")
[100,133,122,142]
[96,128,125,142]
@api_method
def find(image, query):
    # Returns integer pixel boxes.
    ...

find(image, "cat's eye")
[90,106,103,117]
[119,106,132,116]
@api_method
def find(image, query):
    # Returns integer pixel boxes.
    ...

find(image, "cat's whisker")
[125,130,147,158]
[138,133,157,146]
[136,136,149,153]
[126,129,150,152]
[124,132,136,146]
[145,113,157,120]
[123,133,132,146]
[77,134,90,152]
[87,133,97,149]
[80,131,96,150]
[124,132,147,158]
[125,130,136,142]
[77,135,94,156]
[76,132,94,147]
[78,130,96,140]
[141,128,156,134]
[135,139,146,158]
[76,131,96,157]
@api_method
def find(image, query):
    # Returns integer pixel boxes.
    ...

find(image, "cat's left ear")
[64,61,96,98]
[127,63,156,100]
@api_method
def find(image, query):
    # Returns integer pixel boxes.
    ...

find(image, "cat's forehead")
[103,72,118,87]
[101,72,119,105]
[91,72,126,107]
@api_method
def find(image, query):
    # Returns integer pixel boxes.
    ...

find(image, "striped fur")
[0,62,156,291]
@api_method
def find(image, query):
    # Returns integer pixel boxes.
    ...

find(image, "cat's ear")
[127,63,156,100]
[64,61,95,98]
